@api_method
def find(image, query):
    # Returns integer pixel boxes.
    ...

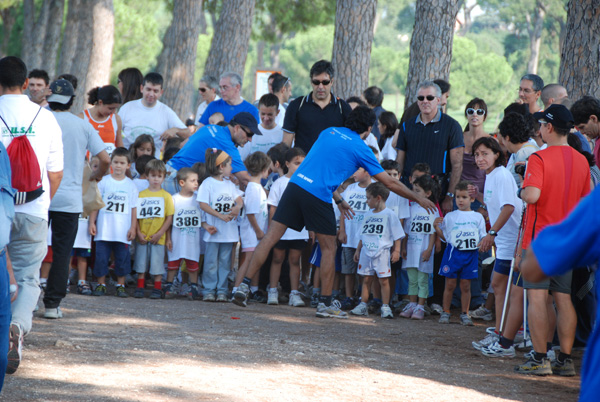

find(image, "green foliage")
[369,46,409,95]
[449,36,515,124]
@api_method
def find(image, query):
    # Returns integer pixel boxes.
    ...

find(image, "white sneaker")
[525,348,556,361]
[267,289,279,305]
[316,302,348,319]
[472,332,499,351]
[43,307,63,319]
[350,302,369,316]
[381,305,394,319]
[470,305,493,321]
[289,293,305,307]
[481,341,516,358]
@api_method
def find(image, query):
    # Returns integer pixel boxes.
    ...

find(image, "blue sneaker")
[340,297,355,311]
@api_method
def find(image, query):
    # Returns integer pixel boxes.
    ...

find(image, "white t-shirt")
[275,104,286,128]
[0,94,63,220]
[386,192,410,221]
[483,166,523,260]
[95,175,139,244]
[439,210,486,251]
[195,96,221,124]
[341,182,371,248]
[197,177,242,243]
[119,99,186,158]
[380,137,397,161]
[402,202,440,273]
[506,142,539,187]
[73,214,92,250]
[239,182,268,248]
[169,193,202,261]
[364,133,381,161]
[267,176,308,240]
[133,178,149,193]
[359,208,405,258]
[238,124,284,160]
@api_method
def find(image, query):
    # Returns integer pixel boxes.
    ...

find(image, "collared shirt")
[415,110,442,125]
[283,92,352,153]
[198,98,259,126]
[0,142,15,249]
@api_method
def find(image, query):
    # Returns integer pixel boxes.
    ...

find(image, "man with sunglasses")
[167,112,261,187]
[197,72,259,128]
[396,81,464,214]
[283,60,352,153]
[195,75,220,125]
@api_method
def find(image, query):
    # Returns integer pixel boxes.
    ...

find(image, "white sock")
[269,287,278,293]
[232,287,238,293]
[290,290,299,295]
[250,286,259,293]
[78,280,86,286]
[360,301,367,307]
[40,278,47,284]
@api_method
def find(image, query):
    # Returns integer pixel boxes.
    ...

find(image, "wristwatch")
[335,198,344,205]
[488,230,498,236]
[446,192,455,198]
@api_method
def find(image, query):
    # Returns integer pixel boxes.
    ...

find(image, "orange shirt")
[521,146,590,249]
[83,109,118,154]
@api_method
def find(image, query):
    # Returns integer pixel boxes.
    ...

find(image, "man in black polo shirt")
[283,60,352,153]
[396,81,464,214]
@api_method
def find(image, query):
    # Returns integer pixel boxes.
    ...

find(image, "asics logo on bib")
[414,215,430,221]
[107,194,126,201]
[456,230,475,237]
[217,194,233,202]
[177,209,197,216]
[140,198,161,206]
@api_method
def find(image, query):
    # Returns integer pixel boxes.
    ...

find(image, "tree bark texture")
[0,6,17,57]
[558,0,600,99]
[67,0,94,114]
[21,0,51,70]
[42,0,66,78]
[79,0,115,114]
[404,0,461,108]
[156,0,203,119]
[525,1,545,74]
[57,0,81,75]
[331,0,377,100]
[203,0,256,79]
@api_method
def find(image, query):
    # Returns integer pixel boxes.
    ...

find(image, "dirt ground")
[1,288,581,402]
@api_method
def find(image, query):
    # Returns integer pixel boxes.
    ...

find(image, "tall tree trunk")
[0,6,17,57]
[156,0,203,120]
[22,0,51,70]
[198,0,208,35]
[203,0,256,79]
[58,0,81,75]
[332,0,377,100]
[525,1,545,74]
[559,0,600,99]
[68,0,94,113]
[78,0,114,114]
[42,0,65,78]
[404,0,461,108]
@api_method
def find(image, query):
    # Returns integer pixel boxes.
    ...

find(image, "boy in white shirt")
[350,182,405,318]
[165,168,202,300]
[89,148,138,297]
[239,94,284,161]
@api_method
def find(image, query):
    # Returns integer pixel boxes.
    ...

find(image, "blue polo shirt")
[198,98,259,125]
[290,127,384,202]
[167,125,245,173]
[531,187,599,402]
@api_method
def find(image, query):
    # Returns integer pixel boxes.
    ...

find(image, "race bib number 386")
[137,197,165,219]
[174,207,201,228]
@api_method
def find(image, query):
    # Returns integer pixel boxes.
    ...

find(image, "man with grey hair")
[195,75,220,124]
[396,81,464,214]
[518,74,544,113]
[198,72,259,127]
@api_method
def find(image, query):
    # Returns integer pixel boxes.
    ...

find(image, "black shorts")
[275,239,308,250]
[273,183,336,236]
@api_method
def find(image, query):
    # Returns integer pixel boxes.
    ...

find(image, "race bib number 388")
[137,197,165,219]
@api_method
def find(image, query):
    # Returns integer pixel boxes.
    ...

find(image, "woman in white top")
[377,111,399,161]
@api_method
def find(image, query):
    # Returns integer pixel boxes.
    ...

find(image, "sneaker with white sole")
[381,305,394,319]
[351,302,369,316]
[481,341,516,358]
[399,303,416,318]
[514,356,552,375]
[267,289,279,305]
[232,283,249,307]
[439,312,451,324]
[472,332,499,351]
[470,305,493,321]
[430,303,444,315]
[551,357,576,376]
[216,293,228,302]
[460,313,474,326]
[525,349,556,361]
[288,293,305,307]
[316,303,348,319]
[43,307,63,319]
[6,323,23,374]
[411,307,425,320]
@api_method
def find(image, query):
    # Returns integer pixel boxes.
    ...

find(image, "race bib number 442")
[137,197,165,219]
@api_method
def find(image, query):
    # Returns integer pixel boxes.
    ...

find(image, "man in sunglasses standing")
[195,75,220,125]
[283,60,352,153]
[396,81,464,215]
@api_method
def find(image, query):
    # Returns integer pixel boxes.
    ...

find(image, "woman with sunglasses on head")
[462,98,490,196]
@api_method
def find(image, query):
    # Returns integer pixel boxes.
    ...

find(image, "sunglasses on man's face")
[198,87,208,93]
[466,108,486,116]
[417,95,436,101]
[311,79,331,86]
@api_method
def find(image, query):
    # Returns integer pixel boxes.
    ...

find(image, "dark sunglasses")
[198,87,207,93]
[466,108,486,116]
[417,95,436,101]
[311,79,331,86]
[241,126,253,137]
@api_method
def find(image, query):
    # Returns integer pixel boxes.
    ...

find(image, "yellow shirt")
[137,189,174,245]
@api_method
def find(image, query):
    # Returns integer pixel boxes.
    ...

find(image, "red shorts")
[167,259,199,272]
[42,246,53,263]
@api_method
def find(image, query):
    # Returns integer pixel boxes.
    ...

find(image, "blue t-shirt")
[198,99,259,125]
[290,127,384,202]
[167,125,245,173]
[531,187,599,402]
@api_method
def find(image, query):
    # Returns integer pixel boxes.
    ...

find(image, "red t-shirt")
[521,146,590,249]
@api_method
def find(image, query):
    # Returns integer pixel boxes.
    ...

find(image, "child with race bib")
[80,85,123,156]
[434,180,486,326]
[400,174,440,320]
[264,147,308,306]
[128,134,156,179]
[133,159,175,299]
[350,183,405,319]
[234,152,271,301]
[89,147,139,297]
[165,168,202,300]
[198,149,243,302]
